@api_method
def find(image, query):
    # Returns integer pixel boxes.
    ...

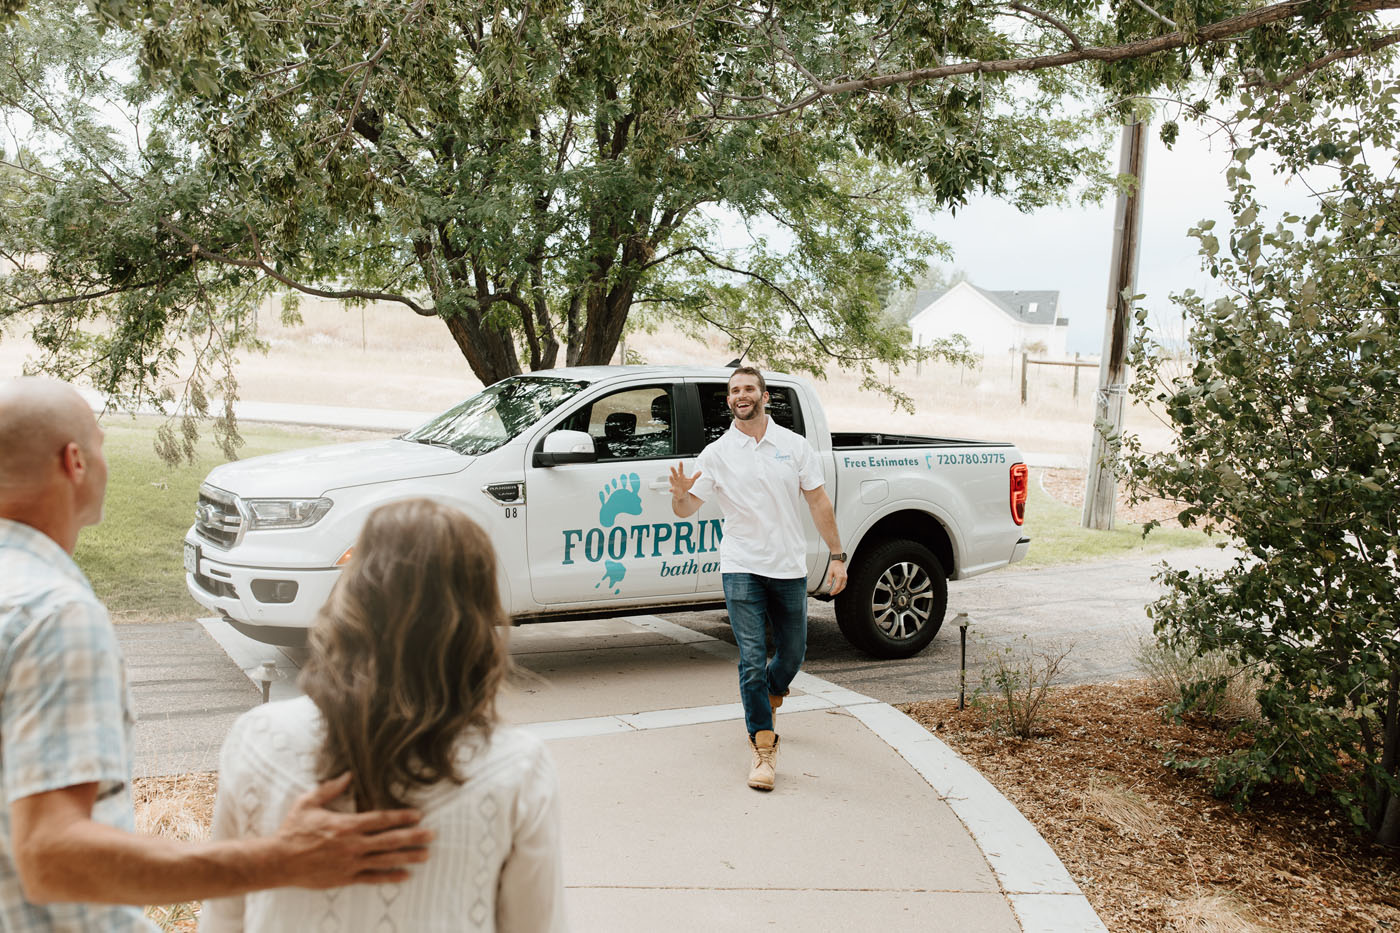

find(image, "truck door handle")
[648,479,670,492]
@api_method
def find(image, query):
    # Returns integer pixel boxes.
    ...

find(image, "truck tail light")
[1010,463,1029,526]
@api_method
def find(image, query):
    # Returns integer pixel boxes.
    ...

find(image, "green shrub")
[1121,76,1400,844]
[974,637,1072,739]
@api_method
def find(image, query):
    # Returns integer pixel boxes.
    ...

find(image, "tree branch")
[1005,2,1085,51]
[319,0,429,168]
[3,280,164,313]
[170,223,435,315]
[1128,0,1179,31]
[718,0,1400,120]
[688,247,878,364]
[1245,30,1400,88]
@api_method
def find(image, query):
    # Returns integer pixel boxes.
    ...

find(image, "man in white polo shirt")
[669,366,847,791]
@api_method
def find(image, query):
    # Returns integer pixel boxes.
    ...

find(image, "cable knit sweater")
[199,696,565,933]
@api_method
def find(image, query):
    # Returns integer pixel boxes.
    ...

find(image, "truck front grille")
[195,485,243,548]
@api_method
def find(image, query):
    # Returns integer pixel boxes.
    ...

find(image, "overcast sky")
[923,118,1313,355]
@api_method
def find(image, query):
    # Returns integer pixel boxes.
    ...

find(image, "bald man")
[0,378,432,931]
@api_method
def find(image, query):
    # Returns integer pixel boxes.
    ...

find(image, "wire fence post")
[1020,352,1028,405]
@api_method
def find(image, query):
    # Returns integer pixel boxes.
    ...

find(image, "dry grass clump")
[1165,892,1273,933]
[134,773,218,932]
[1079,777,1159,841]
[1134,637,1262,723]
[135,774,216,842]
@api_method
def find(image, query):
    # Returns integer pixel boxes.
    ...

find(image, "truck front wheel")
[834,540,948,659]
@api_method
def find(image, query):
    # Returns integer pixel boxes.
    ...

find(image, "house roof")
[920,284,1064,326]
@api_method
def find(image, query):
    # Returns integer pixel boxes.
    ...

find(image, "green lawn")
[1014,469,1216,569]
[74,418,363,621]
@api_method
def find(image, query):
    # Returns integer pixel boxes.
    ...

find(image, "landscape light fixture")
[956,612,971,710]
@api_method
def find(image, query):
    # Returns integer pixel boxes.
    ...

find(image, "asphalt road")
[661,546,1240,706]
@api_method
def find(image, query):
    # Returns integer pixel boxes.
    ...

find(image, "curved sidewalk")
[194,612,1107,932]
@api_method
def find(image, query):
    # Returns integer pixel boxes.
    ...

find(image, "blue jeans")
[722,573,808,737]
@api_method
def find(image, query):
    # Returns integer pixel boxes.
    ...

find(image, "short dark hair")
[728,365,767,395]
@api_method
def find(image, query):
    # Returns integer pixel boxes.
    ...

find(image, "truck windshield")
[402,376,589,455]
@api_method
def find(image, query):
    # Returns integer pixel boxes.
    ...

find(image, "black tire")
[834,539,948,659]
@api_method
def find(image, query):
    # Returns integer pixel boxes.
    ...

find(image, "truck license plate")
[183,543,198,575]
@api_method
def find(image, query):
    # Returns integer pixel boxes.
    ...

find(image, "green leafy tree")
[3,0,1062,426]
[5,0,1400,451]
[1122,69,1400,844]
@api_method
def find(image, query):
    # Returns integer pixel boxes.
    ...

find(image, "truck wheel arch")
[848,508,955,579]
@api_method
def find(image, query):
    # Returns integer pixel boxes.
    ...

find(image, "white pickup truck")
[185,366,1030,658]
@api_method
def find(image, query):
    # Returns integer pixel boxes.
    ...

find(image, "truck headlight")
[244,498,333,530]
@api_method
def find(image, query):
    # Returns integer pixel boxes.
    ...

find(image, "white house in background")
[909,282,1070,359]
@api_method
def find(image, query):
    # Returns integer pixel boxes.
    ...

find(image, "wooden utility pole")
[1083,117,1149,530]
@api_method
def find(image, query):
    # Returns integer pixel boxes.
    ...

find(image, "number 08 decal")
[504,507,519,518]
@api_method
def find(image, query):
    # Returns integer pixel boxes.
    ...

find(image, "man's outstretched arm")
[11,773,431,906]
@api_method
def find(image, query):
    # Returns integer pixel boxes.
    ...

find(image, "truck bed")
[830,432,1015,449]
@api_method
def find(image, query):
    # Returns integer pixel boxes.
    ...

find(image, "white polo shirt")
[689,418,825,578]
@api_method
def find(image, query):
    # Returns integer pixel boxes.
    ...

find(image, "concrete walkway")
[122,615,1108,933]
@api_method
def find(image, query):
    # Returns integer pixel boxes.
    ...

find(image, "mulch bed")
[902,681,1400,933]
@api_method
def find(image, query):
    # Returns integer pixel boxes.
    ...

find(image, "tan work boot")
[769,692,786,712]
[748,730,779,791]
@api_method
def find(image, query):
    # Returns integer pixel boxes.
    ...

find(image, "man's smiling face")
[727,373,768,422]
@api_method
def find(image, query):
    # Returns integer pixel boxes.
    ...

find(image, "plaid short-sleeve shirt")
[0,518,152,931]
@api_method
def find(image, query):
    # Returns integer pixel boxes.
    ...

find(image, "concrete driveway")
[663,546,1238,705]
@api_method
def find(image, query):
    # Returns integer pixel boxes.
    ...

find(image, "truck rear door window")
[559,385,676,460]
[697,382,804,445]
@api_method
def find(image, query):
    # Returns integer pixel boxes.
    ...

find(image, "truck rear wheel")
[835,540,948,659]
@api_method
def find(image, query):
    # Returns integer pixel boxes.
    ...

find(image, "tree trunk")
[1377,793,1400,846]
[440,312,522,386]
[1371,665,1400,845]
[575,284,633,365]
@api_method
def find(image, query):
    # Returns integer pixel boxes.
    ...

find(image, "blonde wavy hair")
[300,498,510,810]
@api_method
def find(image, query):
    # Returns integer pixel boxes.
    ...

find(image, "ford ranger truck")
[185,366,1031,659]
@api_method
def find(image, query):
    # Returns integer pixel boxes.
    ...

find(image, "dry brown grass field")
[0,296,1177,460]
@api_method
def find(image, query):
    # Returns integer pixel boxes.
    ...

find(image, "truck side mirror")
[534,429,598,467]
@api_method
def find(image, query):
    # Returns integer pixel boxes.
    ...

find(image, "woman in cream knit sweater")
[200,499,565,932]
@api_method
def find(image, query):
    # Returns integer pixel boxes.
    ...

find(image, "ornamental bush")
[1122,74,1400,845]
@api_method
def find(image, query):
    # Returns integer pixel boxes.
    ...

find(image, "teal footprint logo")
[599,473,643,527]
[595,473,643,593]
[596,560,626,594]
